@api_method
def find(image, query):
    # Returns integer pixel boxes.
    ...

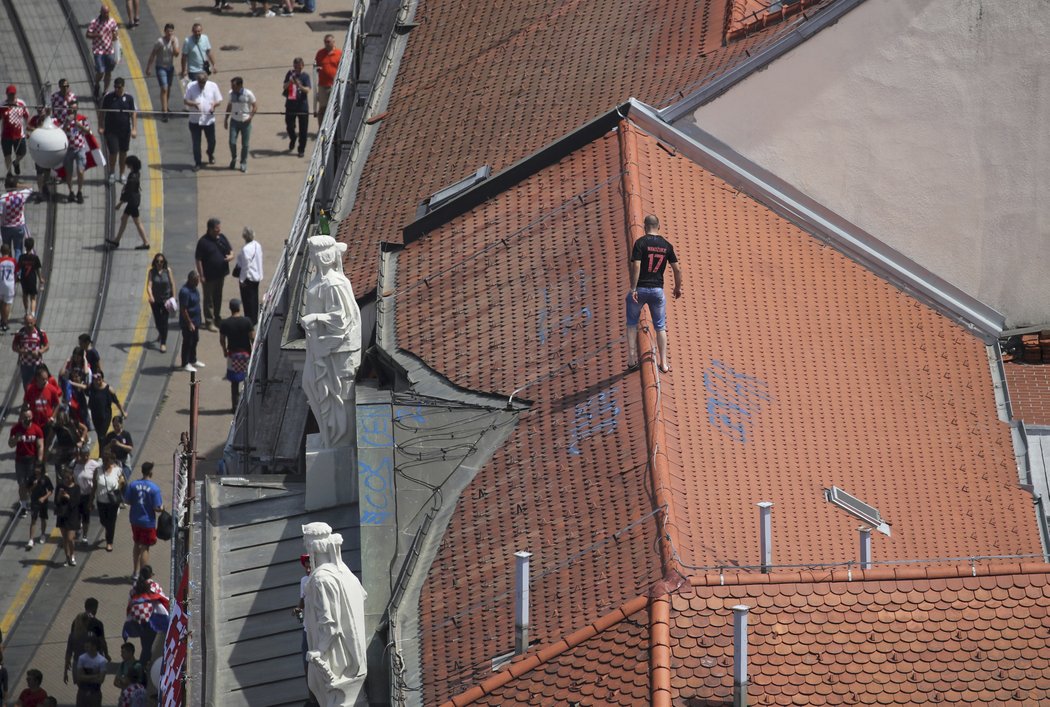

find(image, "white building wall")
[686,0,1050,328]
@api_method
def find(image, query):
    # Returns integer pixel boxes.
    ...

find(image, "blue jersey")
[125,478,162,528]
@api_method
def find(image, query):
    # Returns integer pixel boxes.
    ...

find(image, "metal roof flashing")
[627,98,1005,341]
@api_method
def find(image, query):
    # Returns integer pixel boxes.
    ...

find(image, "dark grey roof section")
[659,0,870,122]
[201,477,360,707]
[226,366,311,476]
[627,99,1005,341]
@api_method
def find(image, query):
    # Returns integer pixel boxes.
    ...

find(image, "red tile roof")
[452,564,1050,706]
[1005,362,1050,426]
[391,110,1043,704]
[338,0,833,296]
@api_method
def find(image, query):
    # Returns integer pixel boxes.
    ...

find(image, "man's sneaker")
[265,9,276,16]
[13,161,19,175]
[182,364,197,373]
[229,159,236,170]
[193,360,207,368]
[69,557,76,566]
[281,9,294,16]
[38,533,46,543]
[108,172,116,184]
[117,174,125,184]
[240,162,247,173]
[76,191,84,204]
[26,539,33,549]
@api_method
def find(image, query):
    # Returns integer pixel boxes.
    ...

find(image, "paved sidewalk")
[4,0,333,702]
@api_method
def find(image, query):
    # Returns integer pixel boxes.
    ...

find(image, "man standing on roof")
[626,214,683,374]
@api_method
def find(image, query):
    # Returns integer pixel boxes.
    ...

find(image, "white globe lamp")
[27,118,67,169]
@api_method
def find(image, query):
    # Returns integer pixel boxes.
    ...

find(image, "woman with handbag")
[94,451,124,552]
[145,253,175,353]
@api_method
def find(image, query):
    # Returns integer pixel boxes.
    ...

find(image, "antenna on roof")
[823,486,891,537]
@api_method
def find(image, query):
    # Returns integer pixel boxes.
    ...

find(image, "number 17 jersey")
[0,255,15,300]
[631,234,677,289]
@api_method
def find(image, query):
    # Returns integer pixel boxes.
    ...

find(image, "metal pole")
[757,502,773,573]
[859,527,872,570]
[188,372,199,500]
[514,551,531,655]
[732,605,749,707]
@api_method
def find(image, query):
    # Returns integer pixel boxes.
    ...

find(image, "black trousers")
[201,276,225,326]
[239,279,260,324]
[97,501,118,544]
[181,323,199,367]
[151,299,170,345]
[188,122,216,166]
[285,108,308,153]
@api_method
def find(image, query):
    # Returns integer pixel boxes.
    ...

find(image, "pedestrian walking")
[1,173,33,261]
[9,405,43,517]
[146,253,175,352]
[220,299,254,411]
[180,23,217,80]
[223,76,256,172]
[109,155,150,249]
[16,236,44,316]
[195,217,233,329]
[11,314,49,389]
[49,78,74,126]
[145,23,179,120]
[178,271,203,371]
[61,345,92,388]
[125,0,141,27]
[0,243,15,331]
[79,332,103,377]
[54,469,82,566]
[86,5,120,100]
[314,35,341,129]
[1,85,29,176]
[625,214,683,373]
[64,598,111,686]
[54,406,89,482]
[73,637,107,707]
[283,58,311,157]
[112,642,143,692]
[60,99,93,204]
[17,669,47,707]
[98,77,137,184]
[87,373,125,446]
[124,566,168,666]
[183,72,222,171]
[117,664,147,707]
[235,226,262,323]
[125,462,163,579]
[102,414,134,482]
[94,451,124,552]
[24,364,61,445]
[26,463,52,549]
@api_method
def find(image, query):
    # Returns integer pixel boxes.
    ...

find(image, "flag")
[53,131,106,180]
[161,567,190,707]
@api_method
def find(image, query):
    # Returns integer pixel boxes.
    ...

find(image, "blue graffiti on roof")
[358,405,394,525]
[703,360,772,444]
[536,269,593,344]
[568,386,620,455]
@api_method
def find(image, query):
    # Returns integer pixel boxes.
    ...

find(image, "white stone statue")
[301,235,362,448]
[302,521,368,707]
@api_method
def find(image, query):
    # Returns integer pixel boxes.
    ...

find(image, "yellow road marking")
[0,0,165,636]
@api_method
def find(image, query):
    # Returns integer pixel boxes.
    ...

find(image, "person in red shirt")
[0,85,29,176]
[24,363,62,442]
[17,668,47,707]
[313,34,341,129]
[9,404,43,517]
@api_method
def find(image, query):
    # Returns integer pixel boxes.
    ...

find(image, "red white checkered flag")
[161,567,190,707]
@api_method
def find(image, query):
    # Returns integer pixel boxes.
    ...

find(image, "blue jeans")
[188,122,216,167]
[229,120,251,164]
[1,225,25,261]
[625,287,668,331]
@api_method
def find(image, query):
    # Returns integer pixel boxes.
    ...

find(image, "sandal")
[626,362,640,372]
[660,364,672,374]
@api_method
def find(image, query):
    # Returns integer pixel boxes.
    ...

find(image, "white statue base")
[305,433,358,511]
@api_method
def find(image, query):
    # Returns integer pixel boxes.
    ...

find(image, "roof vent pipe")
[859,527,872,570]
[514,551,531,655]
[757,502,773,573]
[732,605,750,707]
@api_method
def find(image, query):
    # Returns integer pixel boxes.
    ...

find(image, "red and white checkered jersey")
[0,100,28,140]
[50,89,75,125]
[63,113,89,151]
[0,188,32,227]
[88,17,119,55]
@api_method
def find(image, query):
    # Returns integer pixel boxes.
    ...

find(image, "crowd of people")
[0,5,342,703]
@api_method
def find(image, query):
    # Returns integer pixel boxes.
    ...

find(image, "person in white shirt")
[223,76,257,173]
[0,243,15,332]
[182,72,223,171]
[235,226,263,324]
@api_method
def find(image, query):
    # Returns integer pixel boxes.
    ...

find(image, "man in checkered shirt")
[86,5,120,100]
[61,98,93,204]
[0,173,32,260]
[1,85,28,177]
[49,78,74,125]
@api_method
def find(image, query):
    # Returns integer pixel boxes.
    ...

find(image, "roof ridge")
[442,594,651,707]
[618,118,683,707]
[687,561,1050,587]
